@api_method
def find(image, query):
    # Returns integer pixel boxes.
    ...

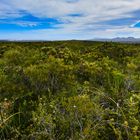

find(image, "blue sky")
[0,0,140,40]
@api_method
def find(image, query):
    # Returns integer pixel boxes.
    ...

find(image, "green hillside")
[0,41,140,140]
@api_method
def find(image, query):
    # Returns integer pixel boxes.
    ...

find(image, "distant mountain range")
[1,37,140,43]
[92,37,140,43]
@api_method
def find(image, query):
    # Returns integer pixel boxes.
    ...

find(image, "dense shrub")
[0,41,140,139]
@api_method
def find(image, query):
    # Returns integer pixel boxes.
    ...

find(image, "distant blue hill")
[92,37,140,43]
[1,37,140,43]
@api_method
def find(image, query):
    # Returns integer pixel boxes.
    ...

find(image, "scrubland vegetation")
[0,41,140,140]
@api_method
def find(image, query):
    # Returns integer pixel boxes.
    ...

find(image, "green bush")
[0,41,140,139]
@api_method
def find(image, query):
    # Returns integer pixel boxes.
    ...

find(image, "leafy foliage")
[0,41,140,139]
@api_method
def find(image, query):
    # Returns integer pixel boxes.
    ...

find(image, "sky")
[0,0,140,40]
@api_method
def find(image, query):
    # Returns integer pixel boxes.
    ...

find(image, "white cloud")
[0,0,140,39]
[1,25,140,40]
[6,0,140,18]
[0,1,23,18]
[16,22,38,27]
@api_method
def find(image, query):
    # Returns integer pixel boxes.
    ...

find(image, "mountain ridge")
[92,37,140,43]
